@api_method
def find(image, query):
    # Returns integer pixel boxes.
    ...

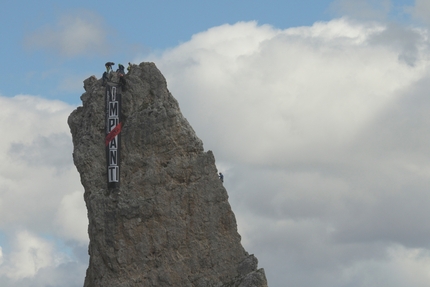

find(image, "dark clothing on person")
[102,71,108,86]
[116,64,125,76]
[219,173,224,183]
[105,62,115,73]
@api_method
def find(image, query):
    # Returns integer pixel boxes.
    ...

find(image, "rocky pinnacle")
[68,62,268,287]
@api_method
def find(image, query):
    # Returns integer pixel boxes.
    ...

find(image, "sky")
[3,0,430,286]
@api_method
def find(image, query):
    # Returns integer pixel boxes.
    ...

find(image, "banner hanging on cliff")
[105,84,122,189]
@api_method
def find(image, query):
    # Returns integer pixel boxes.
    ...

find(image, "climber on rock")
[219,172,224,183]
[102,71,109,86]
[116,64,126,89]
[105,62,115,73]
[116,64,125,76]
[127,62,132,73]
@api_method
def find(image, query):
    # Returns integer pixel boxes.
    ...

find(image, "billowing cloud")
[0,95,87,286]
[0,230,55,279]
[0,230,86,287]
[0,95,83,231]
[142,18,430,286]
[24,11,109,57]
[147,19,426,166]
[4,10,430,287]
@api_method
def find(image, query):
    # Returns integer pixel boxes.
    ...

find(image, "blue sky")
[4,0,430,287]
[2,0,413,103]
[2,0,340,103]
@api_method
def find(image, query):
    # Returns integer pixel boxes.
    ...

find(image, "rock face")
[68,62,268,287]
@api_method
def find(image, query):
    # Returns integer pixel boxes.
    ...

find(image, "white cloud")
[55,191,88,244]
[0,230,55,279]
[5,12,430,287]
[0,95,83,232]
[339,246,430,287]
[143,18,430,286]
[0,95,88,285]
[147,19,425,166]
[24,11,109,57]
[0,230,86,287]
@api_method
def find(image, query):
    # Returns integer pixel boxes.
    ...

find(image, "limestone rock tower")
[68,62,268,287]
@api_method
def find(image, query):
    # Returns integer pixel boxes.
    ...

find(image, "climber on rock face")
[102,71,109,86]
[219,172,224,183]
[127,62,132,73]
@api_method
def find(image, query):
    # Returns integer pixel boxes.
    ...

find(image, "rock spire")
[68,62,268,287]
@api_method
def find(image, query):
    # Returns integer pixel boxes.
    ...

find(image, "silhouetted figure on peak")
[105,62,115,73]
[116,64,125,76]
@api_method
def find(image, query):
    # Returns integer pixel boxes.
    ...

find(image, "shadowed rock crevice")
[68,62,268,287]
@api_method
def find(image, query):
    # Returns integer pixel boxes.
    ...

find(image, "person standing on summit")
[105,62,115,73]
[116,64,125,76]
[116,64,126,89]
[219,172,224,183]
[102,62,115,86]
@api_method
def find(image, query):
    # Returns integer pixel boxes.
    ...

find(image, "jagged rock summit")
[68,62,268,287]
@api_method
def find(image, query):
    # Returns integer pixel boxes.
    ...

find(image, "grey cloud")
[144,19,430,286]
[8,133,73,172]
[352,77,430,157]
[5,14,430,287]
[367,23,423,66]
[407,0,430,25]
[329,79,430,248]
[0,261,86,287]
[0,95,87,287]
